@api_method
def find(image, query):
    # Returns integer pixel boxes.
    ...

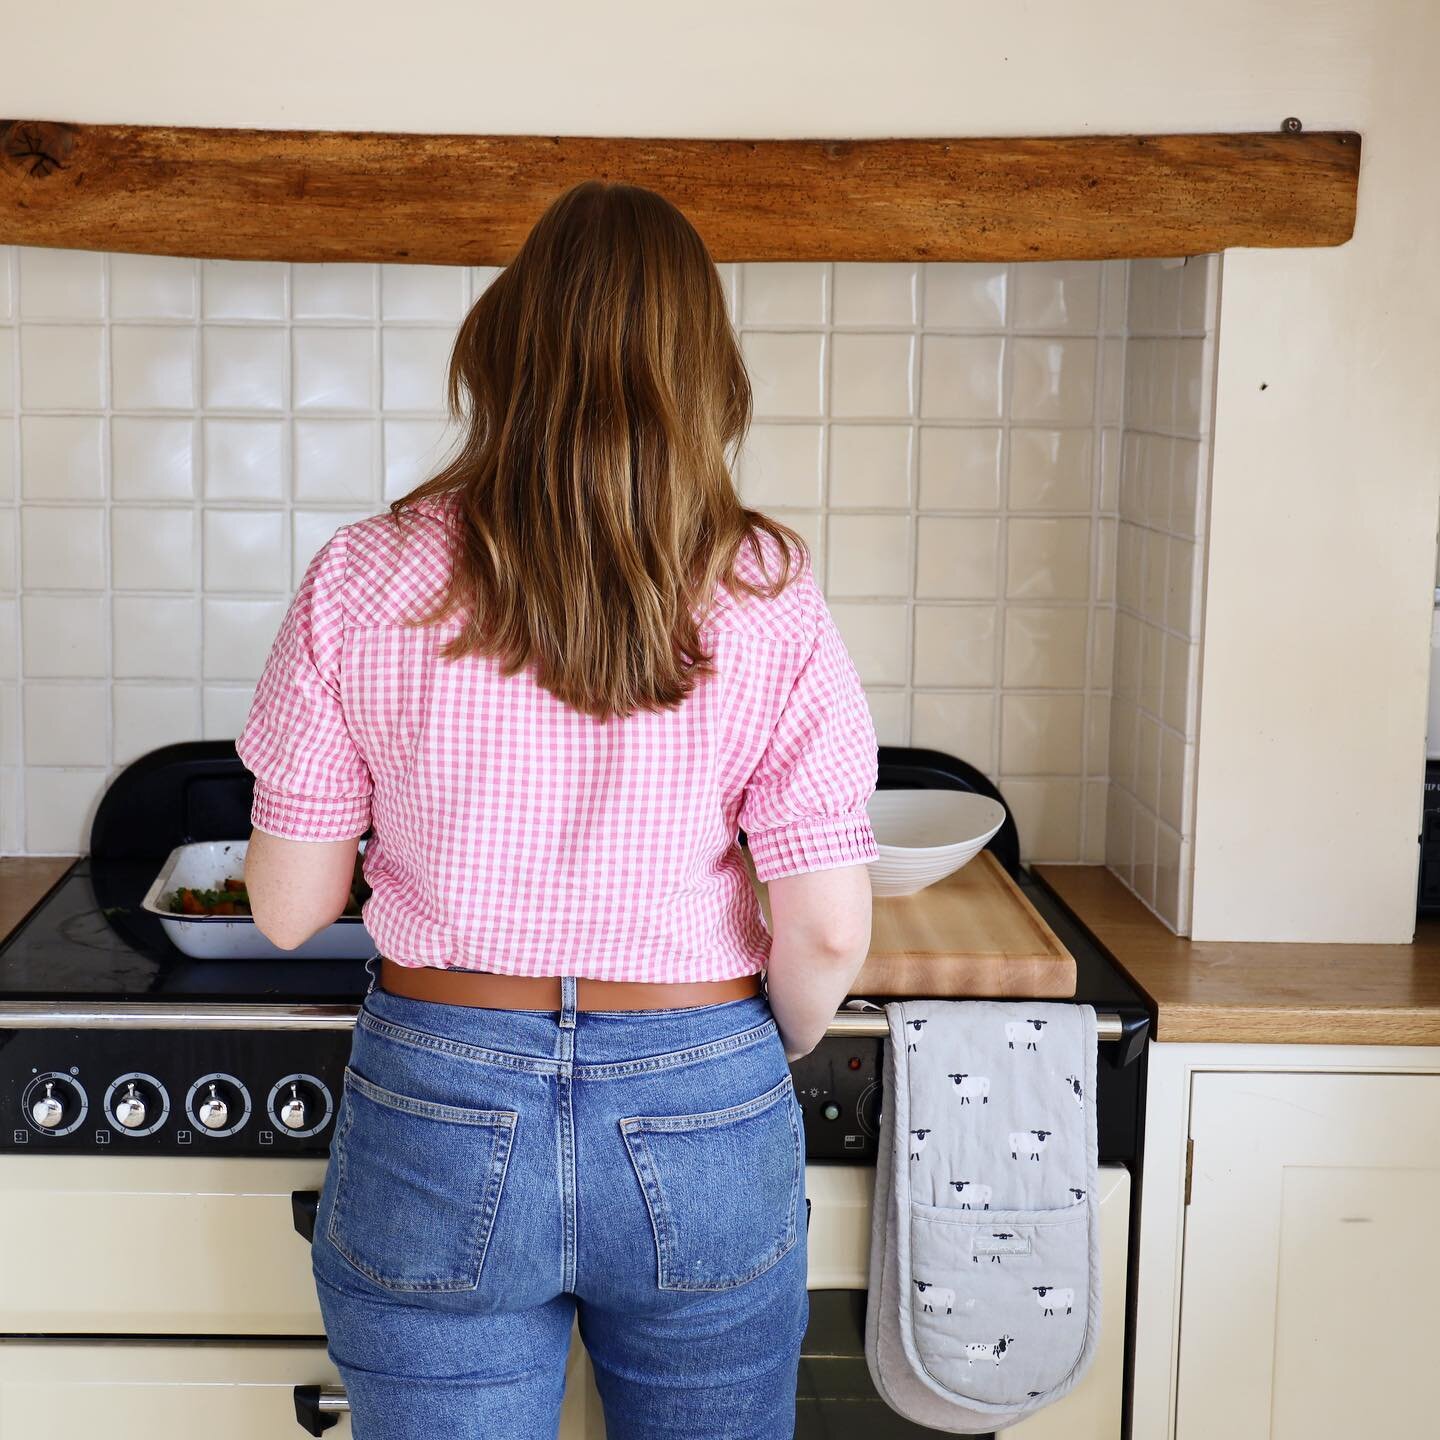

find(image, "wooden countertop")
[0,856,77,940]
[1033,863,1440,1046]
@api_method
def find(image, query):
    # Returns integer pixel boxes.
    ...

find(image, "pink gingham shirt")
[235,496,879,981]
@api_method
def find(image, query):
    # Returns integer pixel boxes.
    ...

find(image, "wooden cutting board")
[751,849,1076,998]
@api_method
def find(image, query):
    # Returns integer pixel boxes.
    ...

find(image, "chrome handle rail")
[0,1002,1126,1041]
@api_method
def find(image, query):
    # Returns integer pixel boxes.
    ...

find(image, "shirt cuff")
[745,811,879,884]
[250,780,372,842]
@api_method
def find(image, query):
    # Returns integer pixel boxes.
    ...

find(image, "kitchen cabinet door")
[1176,1071,1440,1438]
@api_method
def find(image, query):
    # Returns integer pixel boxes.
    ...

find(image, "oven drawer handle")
[293,1384,346,1434]
[291,1189,320,1243]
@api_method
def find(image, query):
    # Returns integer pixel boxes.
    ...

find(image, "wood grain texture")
[1032,863,1440,1045]
[0,856,77,943]
[748,849,1076,998]
[0,121,1360,264]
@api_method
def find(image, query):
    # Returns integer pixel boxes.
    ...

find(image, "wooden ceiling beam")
[0,120,1360,265]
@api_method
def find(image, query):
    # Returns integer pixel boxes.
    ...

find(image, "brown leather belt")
[378,955,764,1011]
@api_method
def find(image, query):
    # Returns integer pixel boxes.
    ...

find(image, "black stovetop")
[0,854,1149,1017]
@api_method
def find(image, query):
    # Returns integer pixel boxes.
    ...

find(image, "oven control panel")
[0,1029,355,1156]
[789,1034,883,1162]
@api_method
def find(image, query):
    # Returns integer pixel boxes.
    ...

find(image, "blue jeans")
[311,963,809,1439]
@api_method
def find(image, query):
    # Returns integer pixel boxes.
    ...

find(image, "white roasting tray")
[140,839,379,960]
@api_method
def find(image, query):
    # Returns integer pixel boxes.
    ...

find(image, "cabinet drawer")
[0,1340,346,1439]
[0,1156,325,1334]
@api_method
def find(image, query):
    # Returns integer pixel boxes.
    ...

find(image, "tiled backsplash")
[0,247,1217,934]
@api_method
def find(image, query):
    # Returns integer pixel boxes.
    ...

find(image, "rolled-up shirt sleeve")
[235,526,373,841]
[739,577,880,883]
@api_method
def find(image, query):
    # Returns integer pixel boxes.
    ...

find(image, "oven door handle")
[293,1384,345,1434]
[291,1189,320,1243]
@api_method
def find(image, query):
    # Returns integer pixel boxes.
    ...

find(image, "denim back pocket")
[325,1065,518,1293]
[620,1074,802,1292]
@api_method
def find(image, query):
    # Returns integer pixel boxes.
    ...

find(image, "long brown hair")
[389,180,808,722]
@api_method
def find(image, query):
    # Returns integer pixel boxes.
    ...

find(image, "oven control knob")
[31,1082,65,1129]
[115,1084,147,1129]
[184,1073,251,1138]
[198,1086,229,1130]
[23,1073,87,1135]
[267,1074,334,1138]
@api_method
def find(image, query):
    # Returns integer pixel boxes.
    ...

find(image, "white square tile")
[1175,338,1207,435]
[293,511,369,587]
[22,595,106,677]
[18,249,105,320]
[1179,255,1212,332]
[381,265,467,322]
[864,689,911,747]
[1007,428,1093,511]
[23,682,108,765]
[113,596,199,679]
[0,337,11,409]
[0,248,13,321]
[1000,692,1085,775]
[734,424,824,509]
[828,602,909,686]
[202,260,287,321]
[917,427,1002,511]
[915,516,1000,599]
[202,418,285,501]
[112,508,196,590]
[0,511,13,590]
[203,510,288,592]
[826,514,911,598]
[923,264,1007,329]
[1085,784,1110,865]
[829,332,914,418]
[113,684,201,763]
[0,767,20,852]
[112,417,196,501]
[202,328,286,410]
[1006,517,1092,601]
[292,263,377,321]
[202,684,257,741]
[20,326,105,409]
[111,326,198,410]
[202,598,288,681]
[383,418,461,501]
[913,604,998,688]
[740,264,829,325]
[918,335,1004,420]
[382,328,454,412]
[832,264,917,326]
[828,425,912,508]
[740,332,826,419]
[109,254,199,320]
[0,683,16,764]
[1002,606,1090,689]
[1012,261,1101,332]
[1099,338,1125,425]
[21,507,106,590]
[294,418,378,503]
[0,418,11,502]
[471,267,503,301]
[0,597,16,678]
[1010,338,1098,424]
[21,416,105,500]
[1100,260,1128,333]
[911,690,995,768]
[293,327,376,411]
[24,768,107,853]
[1002,777,1082,862]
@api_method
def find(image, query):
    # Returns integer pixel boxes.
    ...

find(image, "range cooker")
[0,741,1150,1439]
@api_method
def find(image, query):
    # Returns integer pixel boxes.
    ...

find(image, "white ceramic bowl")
[865,790,1007,897]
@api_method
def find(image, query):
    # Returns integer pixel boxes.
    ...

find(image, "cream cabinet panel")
[0,1341,349,1439]
[1177,1071,1440,1439]
[0,1156,327,1333]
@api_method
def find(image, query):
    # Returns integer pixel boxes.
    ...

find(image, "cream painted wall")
[6,1,1438,941]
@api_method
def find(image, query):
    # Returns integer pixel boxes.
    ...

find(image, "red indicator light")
[848,1056,862,1070]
